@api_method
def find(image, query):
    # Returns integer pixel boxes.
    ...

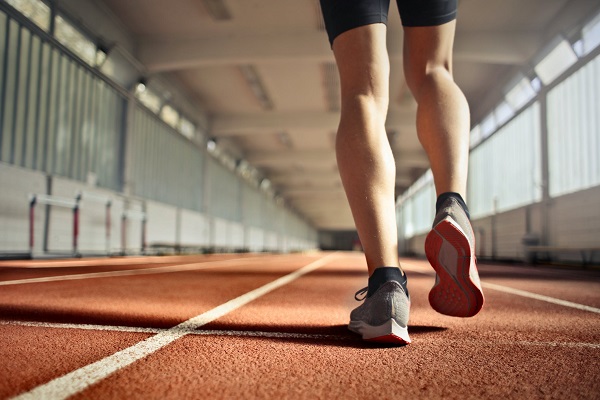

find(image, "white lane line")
[481,282,600,314]
[512,341,600,349]
[0,255,212,269]
[0,320,344,341]
[4,319,600,349]
[401,262,600,315]
[11,252,338,400]
[0,256,269,286]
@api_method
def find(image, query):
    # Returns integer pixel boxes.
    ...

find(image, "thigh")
[396,0,457,27]
[320,0,391,46]
[402,21,457,93]
[332,24,390,106]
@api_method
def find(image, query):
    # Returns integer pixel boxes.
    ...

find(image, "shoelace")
[354,287,368,301]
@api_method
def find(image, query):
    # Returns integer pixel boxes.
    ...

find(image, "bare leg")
[403,21,470,197]
[332,24,400,275]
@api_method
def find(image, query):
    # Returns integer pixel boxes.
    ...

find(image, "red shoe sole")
[365,334,410,345]
[425,219,484,317]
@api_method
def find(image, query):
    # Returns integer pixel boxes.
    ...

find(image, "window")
[494,101,514,127]
[468,103,542,219]
[581,13,600,55]
[54,14,96,65]
[135,86,162,113]
[4,0,50,31]
[534,39,578,85]
[160,104,179,129]
[547,54,600,197]
[480,113,497,138]
[505,76,536,111]
[179,117,195,140]
[470,125,482,149]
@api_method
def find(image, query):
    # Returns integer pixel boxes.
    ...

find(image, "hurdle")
[77,191,113,255]
[29,194,80,257]
[121,208,147,255]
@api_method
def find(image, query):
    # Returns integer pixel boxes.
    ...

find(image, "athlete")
[319,0,485,344]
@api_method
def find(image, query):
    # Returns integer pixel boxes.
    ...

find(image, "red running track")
[0,252,599,399]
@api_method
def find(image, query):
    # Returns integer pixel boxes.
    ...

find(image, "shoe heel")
[426,219,484,317]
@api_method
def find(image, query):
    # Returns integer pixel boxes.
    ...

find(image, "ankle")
[436,192,470,220]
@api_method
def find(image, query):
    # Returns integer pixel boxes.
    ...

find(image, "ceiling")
[96,0,599,231]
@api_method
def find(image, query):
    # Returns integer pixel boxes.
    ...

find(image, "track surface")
[1,252,599,399]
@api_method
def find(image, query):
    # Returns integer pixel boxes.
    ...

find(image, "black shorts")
[320,0,457,46]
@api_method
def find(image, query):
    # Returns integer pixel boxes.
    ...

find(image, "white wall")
[0,163,46,254]
[179,209,209,247]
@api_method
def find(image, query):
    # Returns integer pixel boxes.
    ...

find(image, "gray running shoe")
[425,197,484,317]
[348,271,411,345]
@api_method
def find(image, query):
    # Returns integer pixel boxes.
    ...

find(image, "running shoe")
[348,267,411,344]
[425,197,484,317]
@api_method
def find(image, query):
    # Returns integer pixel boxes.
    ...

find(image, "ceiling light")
[135,78,147,94]
[260,179,271,191]
[207,138,217,152]
[95,44,109,67]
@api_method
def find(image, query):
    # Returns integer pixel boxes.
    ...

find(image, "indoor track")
[1,252,599,399]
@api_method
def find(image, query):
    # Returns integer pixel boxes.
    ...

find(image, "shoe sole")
[425,217,484,317]
[348,318,411,345]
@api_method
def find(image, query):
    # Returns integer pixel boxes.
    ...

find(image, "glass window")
[494,101,514,127]
[24,33,42,169]
[69,65,85,180]
[54,14,96,65]
[480,113,497,139]
[4,0,51,31]
[468,103,542,219]
[581,12,600,55]
[34,41,50,170]
[54,57,75,176]
[136,86,161,113]
[505,76,536,111]
[534,39,578,85]
[1,19,20,163]
[160,104,179,129]
[13,26,31,167]
[548,54,600,197]
[44,48,60,173]
[179,117,195,140]
[469,125,482,149]
[0,14,6,126]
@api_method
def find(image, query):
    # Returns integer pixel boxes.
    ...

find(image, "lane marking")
[0,255,218,269]
[401,262,600,314]
[481,282,600,314]
[3,319,599,349]
[0,256,275,286]
[0,320,344,341]
[11,253,338,400]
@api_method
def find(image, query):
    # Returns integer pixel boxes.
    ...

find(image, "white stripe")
[11,253,337,400]
[0,257,262,286]
[0,255,232,269]
[481,282,600,314]
[512,341,600,349]
[402,262,600,314]
[0,320,345,340]
[4,320,599,349]
[0,320,160,334]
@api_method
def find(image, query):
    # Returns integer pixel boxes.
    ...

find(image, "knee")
[340,91,389,121]
[405,64,453,101]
